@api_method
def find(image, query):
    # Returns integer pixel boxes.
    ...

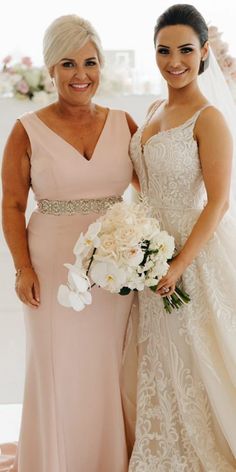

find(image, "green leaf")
[150,284,158,292]
[119,287,131,296]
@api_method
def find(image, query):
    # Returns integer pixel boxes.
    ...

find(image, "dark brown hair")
[154,4,209,74]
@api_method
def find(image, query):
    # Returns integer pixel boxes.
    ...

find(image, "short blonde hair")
[43,14,105,69]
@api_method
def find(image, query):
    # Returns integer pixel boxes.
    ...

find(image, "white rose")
[96,234,117,259]
[115,226,142,250]
[122,247,144,267]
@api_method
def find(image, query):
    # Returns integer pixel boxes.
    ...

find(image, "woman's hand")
[156,256,186,297]
[15,267,40,308]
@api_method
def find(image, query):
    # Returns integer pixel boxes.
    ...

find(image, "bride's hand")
[156,256,186,297]
[15,267,40,308]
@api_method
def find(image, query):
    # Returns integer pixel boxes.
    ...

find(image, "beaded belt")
[36,196,122,216]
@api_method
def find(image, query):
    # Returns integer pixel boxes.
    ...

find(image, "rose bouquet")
[58,201,190,313]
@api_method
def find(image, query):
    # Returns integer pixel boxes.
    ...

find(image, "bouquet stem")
[163,286,191,313]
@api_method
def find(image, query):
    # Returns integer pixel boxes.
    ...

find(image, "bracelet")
[15,266,33,277]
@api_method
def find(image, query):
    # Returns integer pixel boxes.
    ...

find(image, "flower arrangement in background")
[0,55,56,102]
[209,25,236,101]
[2,28,236,101]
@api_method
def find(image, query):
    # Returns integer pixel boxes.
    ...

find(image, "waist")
[36,196,122,216]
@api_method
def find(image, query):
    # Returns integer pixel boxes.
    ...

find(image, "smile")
[168,69,188,76]
[69,83,91,90]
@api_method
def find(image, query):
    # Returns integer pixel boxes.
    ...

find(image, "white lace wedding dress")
[128,103,236,471]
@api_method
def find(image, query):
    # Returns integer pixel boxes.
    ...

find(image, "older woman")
[1,14,137,472]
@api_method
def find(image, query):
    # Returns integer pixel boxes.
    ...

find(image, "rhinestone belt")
[36,196,122,216]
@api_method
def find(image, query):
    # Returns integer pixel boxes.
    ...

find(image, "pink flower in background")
[209,24,236,102]
[2,55,12,65]
[208,26,222,40]
[15,79,30,95]
[211,40,229,59]
[219,55,236,76]
[0,54,56,100]
[21,56,32,67]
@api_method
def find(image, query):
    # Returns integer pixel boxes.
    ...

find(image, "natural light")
[1,0,236,460]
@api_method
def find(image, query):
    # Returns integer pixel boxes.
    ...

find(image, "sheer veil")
[198,48,236,212]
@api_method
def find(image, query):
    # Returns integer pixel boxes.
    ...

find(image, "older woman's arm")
[1,121,40,307]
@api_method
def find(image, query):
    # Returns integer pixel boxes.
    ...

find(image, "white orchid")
[125,267,145,291]
[57,284,92,311]
[90,261,127,293]
[146,260,169,281]
[149,231,175,259]
[73,221,101,257]
[57,264,91,311]
[65,263,90,289]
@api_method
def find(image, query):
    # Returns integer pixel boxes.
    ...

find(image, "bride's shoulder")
[196,105,230,130]
[195,105,232,143]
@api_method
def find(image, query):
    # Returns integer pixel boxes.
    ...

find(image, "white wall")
[0,94,155,403]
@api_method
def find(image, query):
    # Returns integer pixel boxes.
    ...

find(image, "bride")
[128,4,236,470]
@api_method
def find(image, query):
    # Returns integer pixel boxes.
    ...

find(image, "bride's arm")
[157,106,233,295]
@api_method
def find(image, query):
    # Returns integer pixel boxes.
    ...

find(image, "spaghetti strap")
[144,100,165,127]
[193,103,214,123]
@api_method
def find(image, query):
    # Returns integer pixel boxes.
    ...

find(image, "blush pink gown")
[1,109,134,472]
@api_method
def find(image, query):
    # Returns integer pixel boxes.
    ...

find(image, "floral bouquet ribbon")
[58,201,190,313]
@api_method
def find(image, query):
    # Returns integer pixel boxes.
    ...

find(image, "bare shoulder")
[6,119,30,148]
[2,118,32,165]
[195,105,232,139]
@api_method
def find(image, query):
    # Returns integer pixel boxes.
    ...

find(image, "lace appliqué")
[128,111,236,470]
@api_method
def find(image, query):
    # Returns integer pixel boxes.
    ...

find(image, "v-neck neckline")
[140,101,210,148]
[32,109,111,162]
